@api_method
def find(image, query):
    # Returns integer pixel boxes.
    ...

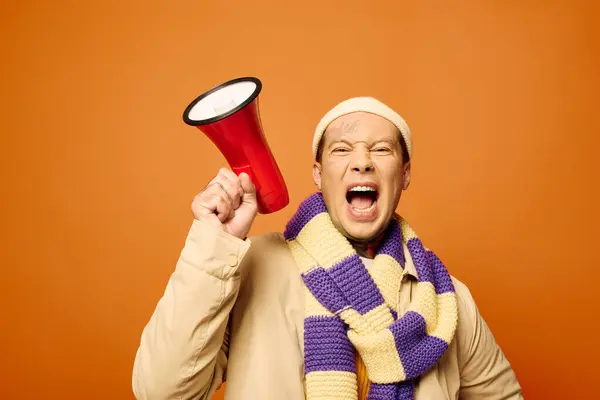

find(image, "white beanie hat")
[312,96,412,160]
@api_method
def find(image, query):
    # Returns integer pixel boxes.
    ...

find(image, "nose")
[350,149,374,173]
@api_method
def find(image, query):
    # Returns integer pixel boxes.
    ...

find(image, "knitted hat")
[312,97,412,160]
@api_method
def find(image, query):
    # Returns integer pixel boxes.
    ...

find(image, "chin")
[340,218,387,242]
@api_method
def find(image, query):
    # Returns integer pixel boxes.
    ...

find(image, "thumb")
[239,173,257,205]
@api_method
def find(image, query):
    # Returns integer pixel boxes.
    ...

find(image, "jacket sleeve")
[455,281,524,399]
[132,219,251,400]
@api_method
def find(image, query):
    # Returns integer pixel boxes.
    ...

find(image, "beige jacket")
[132,219,523,400]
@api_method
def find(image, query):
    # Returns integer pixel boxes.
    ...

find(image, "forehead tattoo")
[341,120,360,134]
[328,119,361,138]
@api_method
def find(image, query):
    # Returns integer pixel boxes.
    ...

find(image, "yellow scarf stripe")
[288,239,319,274]
[348,329,407,383]
[306,371,358,399]
[339,304,395,336]
[406,283,458,344]
[364,253,402,314]
[399,218,418,241]
[429,293,458,344]
[296,213,355,270]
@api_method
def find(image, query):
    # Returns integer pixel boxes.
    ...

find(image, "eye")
[372,147,391,153]
[332,147,351,153]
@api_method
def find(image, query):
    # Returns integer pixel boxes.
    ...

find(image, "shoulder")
[450,275,479,328]
[248,231,287,248]
[448,275,480,355]
[238,231,294,278]
[245,231,289,260]
[233,231,304,319]
[450,276,478,319]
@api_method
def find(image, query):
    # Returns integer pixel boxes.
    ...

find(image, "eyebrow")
[327,138,396,148]
[328,139,353,148]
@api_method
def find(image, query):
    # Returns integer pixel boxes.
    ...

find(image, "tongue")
[350,194,375,209]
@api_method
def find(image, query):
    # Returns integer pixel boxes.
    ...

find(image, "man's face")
[312,112,411,241]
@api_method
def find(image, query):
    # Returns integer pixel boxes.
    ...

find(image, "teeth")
[349,186,376,192]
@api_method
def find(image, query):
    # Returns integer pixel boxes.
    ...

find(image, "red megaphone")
[182,77,289,214]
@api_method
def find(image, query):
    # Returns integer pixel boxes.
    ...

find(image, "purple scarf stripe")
[329,254,386,315]
[303,267,350,314]
[284,193,328,241]
[304,316,356,373]
[389,311,448,380]
[406,238,455,294]
[378,221,406,267]
[367,383,397,400]
[367,381,414,400]
[405,238,432,282]
[427,250,455,294]
[395,381,416,400]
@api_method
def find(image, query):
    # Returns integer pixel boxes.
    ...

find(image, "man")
[132,97,523,399]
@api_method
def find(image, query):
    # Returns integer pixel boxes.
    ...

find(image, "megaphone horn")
[182,77,289,214]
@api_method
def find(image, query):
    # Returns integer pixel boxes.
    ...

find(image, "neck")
[349,234,385,259]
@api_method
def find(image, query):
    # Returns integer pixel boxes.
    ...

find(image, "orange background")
[1,1,599,399]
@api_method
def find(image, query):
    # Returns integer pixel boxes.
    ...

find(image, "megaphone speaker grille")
[183,77,262,126]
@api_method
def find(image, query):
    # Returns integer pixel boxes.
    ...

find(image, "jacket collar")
[358,241,419,280]
[401,241,419,280]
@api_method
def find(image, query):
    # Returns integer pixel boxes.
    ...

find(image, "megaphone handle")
[232,165,262,191]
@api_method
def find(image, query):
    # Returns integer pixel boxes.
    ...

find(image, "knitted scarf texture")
[283,193,459,400]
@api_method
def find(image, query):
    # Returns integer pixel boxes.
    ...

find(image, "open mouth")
[346,185,379,213]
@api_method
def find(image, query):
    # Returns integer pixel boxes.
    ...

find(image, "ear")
[402,161,411,190]
[312,162,323,191]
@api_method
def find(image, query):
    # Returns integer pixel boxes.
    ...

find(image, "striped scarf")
[283,193,458,400]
